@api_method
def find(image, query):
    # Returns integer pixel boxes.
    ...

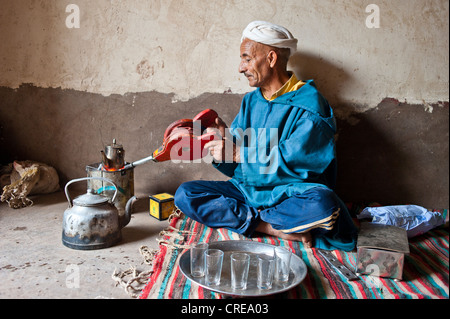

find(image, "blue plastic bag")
[358,205,445,238]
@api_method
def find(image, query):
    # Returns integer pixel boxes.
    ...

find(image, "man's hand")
[204,117,240,163]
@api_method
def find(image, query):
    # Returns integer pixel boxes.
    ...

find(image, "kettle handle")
[65,177,118,207]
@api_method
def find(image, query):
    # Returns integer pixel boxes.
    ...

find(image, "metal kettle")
[100,139,125,170]
[62,177,137,250]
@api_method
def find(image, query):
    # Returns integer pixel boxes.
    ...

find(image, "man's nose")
[238,61,246,73]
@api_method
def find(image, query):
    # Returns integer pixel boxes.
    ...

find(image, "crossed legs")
[174,180,356,250]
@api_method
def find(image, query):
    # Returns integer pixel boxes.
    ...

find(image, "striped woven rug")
[139,211,449,299]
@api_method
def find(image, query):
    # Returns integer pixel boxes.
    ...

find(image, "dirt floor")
[0,190,169,299]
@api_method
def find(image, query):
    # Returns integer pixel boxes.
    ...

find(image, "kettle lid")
[106,138,123,150]
[73,190,110,207]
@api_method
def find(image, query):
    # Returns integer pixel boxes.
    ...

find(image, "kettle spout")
[120,196,138,228]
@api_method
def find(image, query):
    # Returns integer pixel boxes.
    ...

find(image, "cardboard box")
[149,193,175,220]
[355,222,409,281]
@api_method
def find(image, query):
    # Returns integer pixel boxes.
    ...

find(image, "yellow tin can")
[149,193,175,220]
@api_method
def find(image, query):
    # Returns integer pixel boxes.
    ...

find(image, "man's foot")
[255,221,313,248]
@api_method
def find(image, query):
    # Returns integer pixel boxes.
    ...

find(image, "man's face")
[239,39,272,88]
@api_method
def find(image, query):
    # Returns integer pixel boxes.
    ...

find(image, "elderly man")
[174,21,357,250]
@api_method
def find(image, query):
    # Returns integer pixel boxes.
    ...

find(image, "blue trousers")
[174,180,357,251]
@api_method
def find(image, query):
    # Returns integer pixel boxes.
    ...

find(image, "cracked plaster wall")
[0,0,448,109]
[0,0,449,208]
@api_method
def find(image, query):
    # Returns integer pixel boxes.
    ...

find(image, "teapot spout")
[120,196,138,228]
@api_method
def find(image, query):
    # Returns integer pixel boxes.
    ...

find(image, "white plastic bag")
[358,205,445,238]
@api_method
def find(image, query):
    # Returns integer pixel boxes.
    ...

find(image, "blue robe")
[175,80,357,251]
[214,80,338,208]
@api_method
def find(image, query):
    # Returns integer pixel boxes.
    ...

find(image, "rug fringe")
[157,238,192,249]
[139,245,158,265]
[111,265,154,298]
[112,207,191,298]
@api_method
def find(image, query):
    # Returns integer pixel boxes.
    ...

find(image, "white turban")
[241,21,298,56]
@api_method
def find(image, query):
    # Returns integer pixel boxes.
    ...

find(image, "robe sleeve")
[210,102,247,178]
[212,161,238,178]
[237,113,336,187]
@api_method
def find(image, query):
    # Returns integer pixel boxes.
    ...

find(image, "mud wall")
[1,0,448,208]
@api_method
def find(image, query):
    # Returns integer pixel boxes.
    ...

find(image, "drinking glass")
[205,249,224,286]
[190,242,208,277]
[257,253,275,289]
[275,246,292,283]
[230,252,250,290]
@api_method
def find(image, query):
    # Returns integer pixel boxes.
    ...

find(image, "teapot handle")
[65,177,118,207]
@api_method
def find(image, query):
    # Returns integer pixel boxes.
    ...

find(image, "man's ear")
[267,50,278,68]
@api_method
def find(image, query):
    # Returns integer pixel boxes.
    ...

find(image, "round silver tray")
[179,240,307,297]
